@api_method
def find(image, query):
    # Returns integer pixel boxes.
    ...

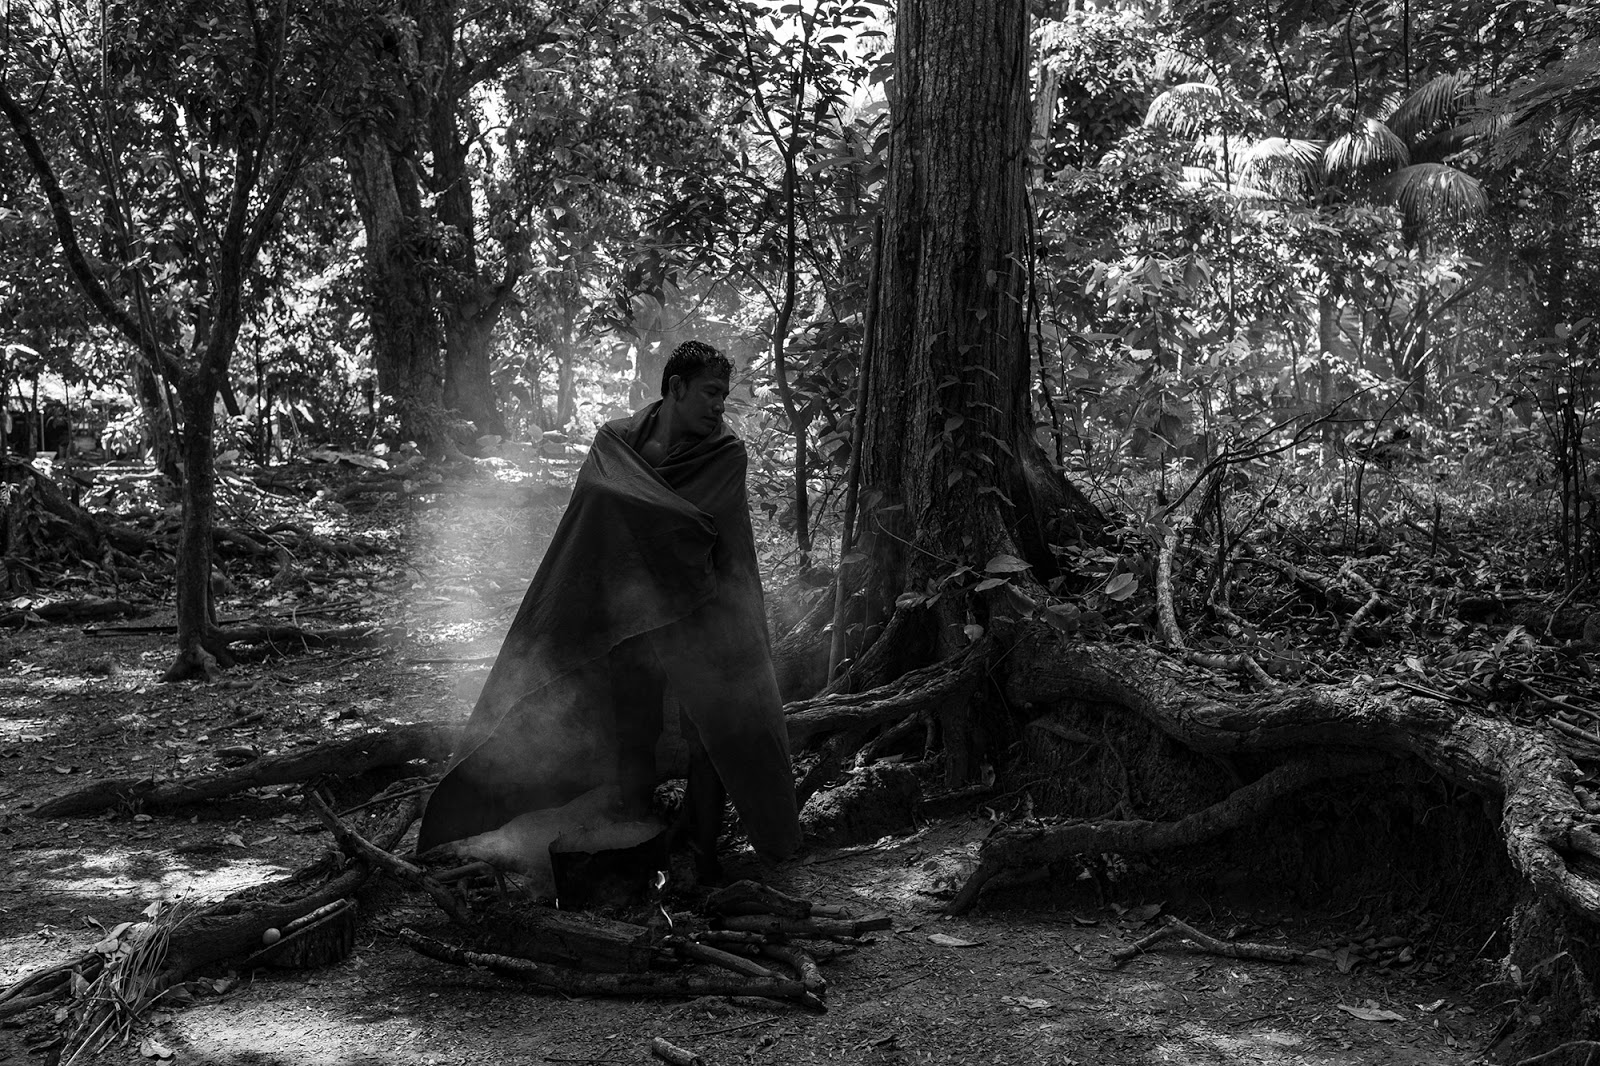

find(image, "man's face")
[672,371,730,438]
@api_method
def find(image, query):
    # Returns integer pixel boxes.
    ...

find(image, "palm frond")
[1152,48,1213,85]
[1145,82,1226,138]
[1379,162,1487,227]
[1323,118,1409,183]
[1387,72,1474,144]
[1179,165,1275,200]
[1238,137,1325,197]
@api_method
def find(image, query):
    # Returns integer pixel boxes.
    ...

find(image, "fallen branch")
[650,1037,705,1066]
[1513,1040,1600,1066]
[1241,550,1372,614]
[1336,560,1385,650]
[306,792,468,924]
[0,597,140,629]
[759,944,826,993]
[1110,915,1336,966]
[705,881,815,920]
[391,927,824,1010]
[33,721,452,816]
[667,937,781,980]
[719,914,892,939]
[1157,530,1277,689]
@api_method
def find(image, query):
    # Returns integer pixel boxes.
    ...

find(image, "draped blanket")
[416,404,801,861]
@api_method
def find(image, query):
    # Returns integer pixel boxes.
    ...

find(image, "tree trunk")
[165,375,225,680]
[443,308,505,437]
[435,97,509,438]
[127,354,182,482]
[855,0,1099,673]
[346,131,446,448]
[554,302,578,429]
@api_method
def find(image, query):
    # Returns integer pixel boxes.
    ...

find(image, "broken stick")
[306,792,468,924]
[650,1037,704,1066]
[1110,916,1336,967]
[391,927,823,1010]
[720,914,891,938]
[667,937,781,981]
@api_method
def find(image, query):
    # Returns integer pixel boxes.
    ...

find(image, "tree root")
[947,752,1386,913]
[785,645,984,749]
[976,633,1600,926]
[33,721,452,816]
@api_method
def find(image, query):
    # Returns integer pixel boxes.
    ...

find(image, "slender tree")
[0,0,373,678]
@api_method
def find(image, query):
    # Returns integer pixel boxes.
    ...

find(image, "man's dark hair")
[660,341,733,397]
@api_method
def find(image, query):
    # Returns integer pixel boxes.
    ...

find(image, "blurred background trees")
[2,0,1597,626]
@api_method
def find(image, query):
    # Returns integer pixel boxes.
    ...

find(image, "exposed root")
[785,644,984,748]
[947,752,1385,914]
[1000,634,1600,925]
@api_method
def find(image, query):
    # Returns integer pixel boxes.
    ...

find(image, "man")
[417,342,801,882]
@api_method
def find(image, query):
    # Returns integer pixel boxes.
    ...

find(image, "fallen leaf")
[138,1035,174,1059]
[1335,946,1356,973]
[1337,1003,1405,1022]
[928,934,981,948]
[1001,995,1052,1010]
[1417,999,1447,1014]
[1125,902,1163,923]
[222,832,247,848]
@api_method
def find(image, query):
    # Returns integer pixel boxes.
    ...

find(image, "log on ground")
[33,721,453,816]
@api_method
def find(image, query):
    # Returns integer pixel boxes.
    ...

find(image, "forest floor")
[0,448,1577,1065]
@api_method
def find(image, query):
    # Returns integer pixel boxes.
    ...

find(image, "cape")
[415,403,801,860]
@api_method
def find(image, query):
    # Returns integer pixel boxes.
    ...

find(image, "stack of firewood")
[394,879,891,1012]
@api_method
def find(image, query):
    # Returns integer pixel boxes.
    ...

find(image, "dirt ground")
[0,466,1508,1065]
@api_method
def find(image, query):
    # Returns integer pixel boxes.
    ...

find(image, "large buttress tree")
[843,0,1101,689]
[800,0,1600,1030]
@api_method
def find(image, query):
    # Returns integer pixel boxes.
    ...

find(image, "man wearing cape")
[417,342,801,880]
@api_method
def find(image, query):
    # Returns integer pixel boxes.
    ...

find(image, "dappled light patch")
[0,717,50,741]
[12,846,292,902]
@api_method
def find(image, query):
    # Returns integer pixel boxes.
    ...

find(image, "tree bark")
[347,131,447,447]
[851,0,1103,693]
[436,82,511,437]
[859,0,1032,615]
[165,377,227,680]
